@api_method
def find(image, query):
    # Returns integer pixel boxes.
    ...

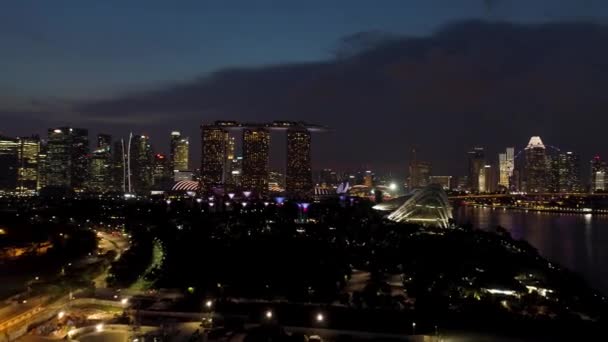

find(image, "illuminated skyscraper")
[46,127,89,190]
[467,147,485,192]
[153,153,171,185]
[170,131,189,172]
[242,128,270,194]
[590,156,607,192]
[87,134,112,192]
[0,135,18,192]
[130,135,154,193]
[286,127,313,197]
[552,151,582,193]
[224,136,237,187]
[408,148,432,189]
[36,142,48,190]
[17,136,40,192]
[201,124,228,189]
[524,136,549,193]
[478,164,496,193]
[498,147,514,189]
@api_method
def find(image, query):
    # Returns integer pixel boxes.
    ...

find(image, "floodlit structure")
[386,184,453,228]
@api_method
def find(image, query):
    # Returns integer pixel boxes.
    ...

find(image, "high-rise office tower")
[363,170,374,187]
[286,127,313,197]
[552,151,582,193]
[153,153,171,185]
[36,142,48,191]
[16,136,40,192]
[112,140,127,192]
[524,136,549,193]
[0,135,18,192]
[408,148,432,189]
[130,135,154,193]
[88,134,113,192]
[590,156,607,192]
[467,147,485,192]
[170,131,189,172]
[46,127,89,190]
[478,164,496,193]
[498,147,515,189]
[222,136,236,187]
[242,128,270,194]
[201,124,228,189]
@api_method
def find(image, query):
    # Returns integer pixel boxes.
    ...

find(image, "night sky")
[2,0,608,177]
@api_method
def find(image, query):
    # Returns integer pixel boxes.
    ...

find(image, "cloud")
[7,19,608,173]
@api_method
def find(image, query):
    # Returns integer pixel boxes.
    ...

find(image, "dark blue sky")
[2,0,608,176]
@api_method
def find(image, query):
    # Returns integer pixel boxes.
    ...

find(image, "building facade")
[467,147,485,192]
[498,147,515,190]
[524,136,549,193]
[590,156,607,192]
[170,131,189,172]
[46,127,89,190]
[286,127,313,197]
[201,124,228,189]
[0,136,18,192]
[242,128,270,194]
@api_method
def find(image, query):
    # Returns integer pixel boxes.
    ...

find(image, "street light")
[95,323,104,332]
[58,311,65,319]
[315,313,324,323]
[121,298,129,305]
[265,310,273,320]
[205,300,213,309]
[412,322,416,335]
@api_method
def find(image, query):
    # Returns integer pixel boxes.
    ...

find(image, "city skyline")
[4,2,608,175]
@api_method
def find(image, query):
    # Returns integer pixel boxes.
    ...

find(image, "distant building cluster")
[0,129,604,198]
[0,120,320,199]
[0,128,191,195]
[406,136,590,194]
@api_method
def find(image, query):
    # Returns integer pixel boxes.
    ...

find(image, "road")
[0,231,130,336]
[93,232,130,288]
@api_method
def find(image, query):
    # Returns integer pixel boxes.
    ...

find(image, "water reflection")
[454,206,608,295]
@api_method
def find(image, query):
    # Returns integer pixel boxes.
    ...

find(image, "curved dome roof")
[386,184,452,228]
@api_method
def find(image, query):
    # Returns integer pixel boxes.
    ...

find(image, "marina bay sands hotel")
[200,121,326,198]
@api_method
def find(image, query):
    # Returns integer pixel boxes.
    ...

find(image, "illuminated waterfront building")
[590,156,607,192]
[498,147,515,189]
[524,136,549,193]
[408,147,432,189]
[467,147,485,192]
[201,124,228,189]
[551,151,582,193]
[170,131,189,172]
[242,128,270,194]
[286,127,313,197]
[478,164,496,193]
[46,127,89,190]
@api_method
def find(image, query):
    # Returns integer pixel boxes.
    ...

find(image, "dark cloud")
[13,20,608,175]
